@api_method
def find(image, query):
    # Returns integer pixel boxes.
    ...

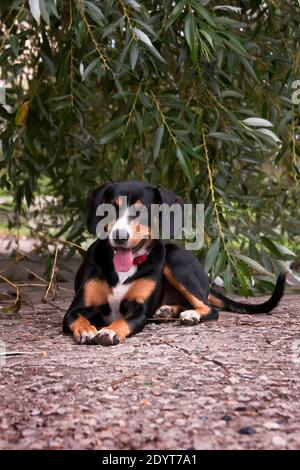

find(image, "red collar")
[133,253,148,265]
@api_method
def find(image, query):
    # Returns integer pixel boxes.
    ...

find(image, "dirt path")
[0,286,300,450]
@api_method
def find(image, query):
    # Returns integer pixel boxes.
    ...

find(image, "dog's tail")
[208,272,286,314]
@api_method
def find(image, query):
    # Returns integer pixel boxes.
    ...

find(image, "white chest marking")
[105,265,137,325]
[108,208,132,243]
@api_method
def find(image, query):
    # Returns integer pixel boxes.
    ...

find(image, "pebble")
[272,435,287,447]
[238,426,256,435]
[263,421,281,430]
[221,415,232,422]
[235,406,247,412]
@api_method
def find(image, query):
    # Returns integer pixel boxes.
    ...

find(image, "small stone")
[263,421,281,430]
[21,429,36,437]
[139,399,151,406]
[199,416,209,421]
[238,426,256,435]
[244,410,257,417]
[221,415,232,422]
[235,406,247,412]
[272,436,287,447]
[228,376,239,384]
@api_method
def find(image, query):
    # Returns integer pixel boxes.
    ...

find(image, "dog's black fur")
[63,181,286,346]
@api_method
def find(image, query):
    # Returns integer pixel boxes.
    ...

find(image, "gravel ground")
[0,275,300,450]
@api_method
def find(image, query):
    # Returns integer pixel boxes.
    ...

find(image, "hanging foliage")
[0,0,299,294]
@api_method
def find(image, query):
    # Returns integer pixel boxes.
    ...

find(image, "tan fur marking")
[84,279,111,307]
[70,315,97,337]
[168,305,183,315]
[193,304,211,317]
[102,319,131,341]
[164,266,212,318]
[134,199,142,207]
[125,278,156,302]
[115,197,123,207]
[208,294,225,309]
[128,223,151,248]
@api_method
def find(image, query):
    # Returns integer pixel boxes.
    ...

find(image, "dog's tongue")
[113,248,134,272]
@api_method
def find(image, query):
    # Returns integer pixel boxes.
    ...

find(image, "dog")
[63,181,286,346]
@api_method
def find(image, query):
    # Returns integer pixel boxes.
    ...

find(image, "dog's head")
[87,181,182,271]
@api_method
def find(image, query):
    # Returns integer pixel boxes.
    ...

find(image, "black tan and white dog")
[63,181,286,346]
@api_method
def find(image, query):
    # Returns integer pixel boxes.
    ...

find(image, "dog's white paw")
[93,329,120,346]
[154,305,176,319]
[180,310,200,326]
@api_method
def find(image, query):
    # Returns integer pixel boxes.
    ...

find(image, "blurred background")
[0,0,300,298]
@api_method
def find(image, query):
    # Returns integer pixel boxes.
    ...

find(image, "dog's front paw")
[154,305,176,319]
[180,310,200,326]
[93,329,120,346]
[73,326,97,344]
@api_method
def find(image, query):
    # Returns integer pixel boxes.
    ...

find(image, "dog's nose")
[113,229,129,244]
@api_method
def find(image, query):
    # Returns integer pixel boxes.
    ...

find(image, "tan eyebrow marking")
[114,197,123,207]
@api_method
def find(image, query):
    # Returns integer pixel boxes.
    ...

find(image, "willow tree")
[0,0,299,293]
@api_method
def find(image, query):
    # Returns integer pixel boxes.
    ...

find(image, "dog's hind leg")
[163,244,219,325]
[153,304,184,320]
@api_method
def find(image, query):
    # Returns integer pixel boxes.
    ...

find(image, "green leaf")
[205,237,220,273]
[242,117,274,127]
[275,244,296,257]
[133,28,153,47]
[209,132,240,142]
[235,254,272,276]
[236,269,250,296]
[99,126,125,144]
[214,5,242,13]
[133,28,166,63]
[130,42,139,71]
[15,101,30,126]
[168,0,185,27]
[261,237,283,258]
[82,58,99,81]
[224,32,247,55]
[2,298,21,314]
[184,12,196,56]
[200,29,214,50]
[40,51,56,76]
[240,57,258,81]
[126,0,141,11]
[10,36,19,57]
[255,128,281,143]
[28,0,41,24]
[176,147,194,186]
[153,125,164,159]
[39,0,51,25]
[48,0,59,19]
[192,2,216,27]
[224,264,233,293]
[220,90,243,98]
[0,105,12,119]
[84,1,105,26]
[214,249,227,278]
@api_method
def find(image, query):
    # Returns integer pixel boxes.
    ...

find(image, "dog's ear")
[156,186,182,207]
[156,186,183,238]
[86,183,111,234]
